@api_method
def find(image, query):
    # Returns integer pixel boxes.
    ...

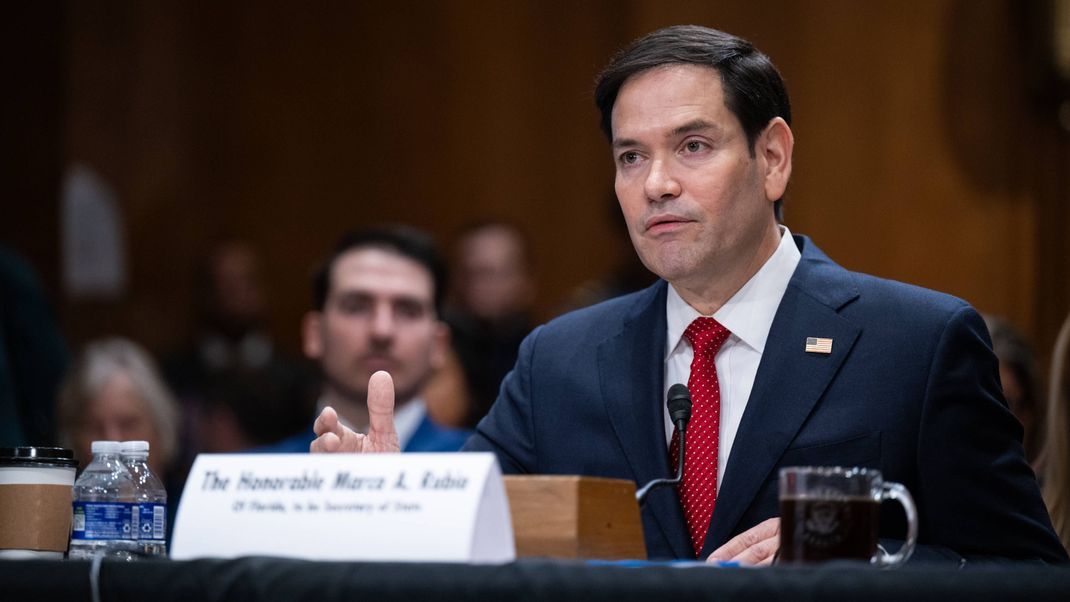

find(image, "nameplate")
[170,453,514,563]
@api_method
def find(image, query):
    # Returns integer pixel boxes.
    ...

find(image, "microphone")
[635,384,692,506]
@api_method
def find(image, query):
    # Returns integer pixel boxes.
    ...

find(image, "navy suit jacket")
[256,412,470,453]
[465,235,1067,563]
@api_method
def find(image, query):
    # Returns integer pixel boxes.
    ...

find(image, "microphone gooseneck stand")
[635,383,692,506]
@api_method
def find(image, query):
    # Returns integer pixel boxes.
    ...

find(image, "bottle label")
[71,502,135,541]
[133,503,167,542]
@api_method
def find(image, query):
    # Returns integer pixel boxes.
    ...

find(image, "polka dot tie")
[670,316,731,557]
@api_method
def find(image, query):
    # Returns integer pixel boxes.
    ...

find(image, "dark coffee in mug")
[778,466,917,567]
[778,495,879,562]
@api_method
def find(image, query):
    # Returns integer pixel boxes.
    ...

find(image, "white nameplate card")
[171,452,514,563]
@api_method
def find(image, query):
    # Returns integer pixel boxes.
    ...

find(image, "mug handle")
[874,481,918,568]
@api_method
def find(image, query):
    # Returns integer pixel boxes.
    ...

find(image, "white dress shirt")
[663,226,801,490]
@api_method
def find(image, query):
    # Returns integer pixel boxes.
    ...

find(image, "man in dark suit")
[311,26,1066,563]
[263,227,468,454]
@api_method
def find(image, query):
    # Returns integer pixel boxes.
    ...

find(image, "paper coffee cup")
[0,447,78,559]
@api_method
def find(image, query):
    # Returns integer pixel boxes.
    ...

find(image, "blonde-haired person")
[1043,314,1070,552]
[57,337,179,479]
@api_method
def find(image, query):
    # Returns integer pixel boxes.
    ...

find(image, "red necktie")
[670,316,731,557]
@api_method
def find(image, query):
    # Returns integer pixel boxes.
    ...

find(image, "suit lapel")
[597,281,692,559]
[703,236,862,555]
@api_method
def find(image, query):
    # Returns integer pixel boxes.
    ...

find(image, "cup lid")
[0,446,78,468]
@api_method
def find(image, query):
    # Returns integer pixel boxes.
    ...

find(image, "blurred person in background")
[983,314,1043,465]
[0,246,68,446]
[57,337,179,483]
[438,221,536,428]
[259,227,469,453]
[163,239,314,462]
[1042,313,1070,552]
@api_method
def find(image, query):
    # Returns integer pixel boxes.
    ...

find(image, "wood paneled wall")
[5,0,1068,362]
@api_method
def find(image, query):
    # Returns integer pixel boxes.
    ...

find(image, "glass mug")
[778,466,917,567]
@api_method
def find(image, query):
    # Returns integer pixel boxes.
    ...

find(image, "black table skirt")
[4,558,1070,602]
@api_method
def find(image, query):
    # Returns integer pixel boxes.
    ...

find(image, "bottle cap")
[90,441,121,454]
[120,440,150,454]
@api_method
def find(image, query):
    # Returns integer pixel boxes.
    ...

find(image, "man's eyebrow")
[333,288,371,298]
[611,120,721,149]
[393,295,430,307]
[671,119,719,137]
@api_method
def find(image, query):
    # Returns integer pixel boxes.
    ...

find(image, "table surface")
[4,557,1070,602]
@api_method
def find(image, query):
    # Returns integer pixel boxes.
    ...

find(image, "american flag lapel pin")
[805,337,833,354]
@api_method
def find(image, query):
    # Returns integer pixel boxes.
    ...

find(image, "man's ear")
[759,117,794,203]
[302,311,324,360]
[429,321,450,370]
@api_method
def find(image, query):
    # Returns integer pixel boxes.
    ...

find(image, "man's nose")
[369,306,396,340]
[643,158,681,201]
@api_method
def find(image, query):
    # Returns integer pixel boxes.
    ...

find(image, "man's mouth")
[361,355,396,371]
[644,214,693,234]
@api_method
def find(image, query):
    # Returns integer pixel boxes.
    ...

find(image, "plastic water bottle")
[120,440,168,557]
[69,441,136,560]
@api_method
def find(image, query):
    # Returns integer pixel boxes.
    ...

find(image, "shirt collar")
[392,398,426,450]
[665,226,801,359]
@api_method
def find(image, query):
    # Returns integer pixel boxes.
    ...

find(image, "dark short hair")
[594,25,792,219]
[311,226,447,315]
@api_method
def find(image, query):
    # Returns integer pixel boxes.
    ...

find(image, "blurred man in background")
[261,227,468,453]
[442,221,535,428]
[164,240,314,460]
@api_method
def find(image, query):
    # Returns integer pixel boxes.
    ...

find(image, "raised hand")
[309,370,400,453]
